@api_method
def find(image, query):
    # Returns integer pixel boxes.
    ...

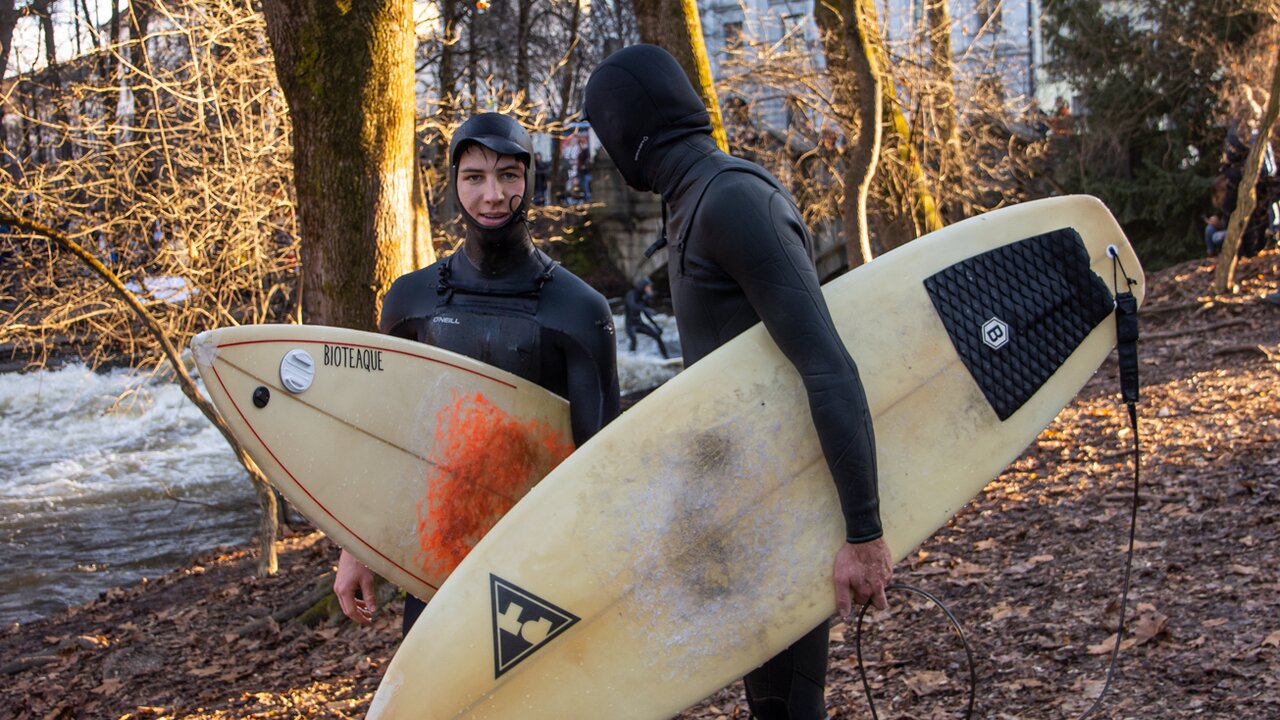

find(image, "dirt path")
[3,252,1277,720]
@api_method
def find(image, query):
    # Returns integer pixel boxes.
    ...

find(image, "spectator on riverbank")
[1204,213,1227,256]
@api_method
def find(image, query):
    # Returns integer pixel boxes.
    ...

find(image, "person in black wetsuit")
[623,276,669,358]
[333,112,621,634]
[584,45,892,720]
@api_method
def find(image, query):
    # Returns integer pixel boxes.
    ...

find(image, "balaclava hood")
[583,44,714,192]
[449,113,536,240]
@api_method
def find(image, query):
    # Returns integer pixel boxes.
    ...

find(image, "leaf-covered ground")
[3,251,1277,720]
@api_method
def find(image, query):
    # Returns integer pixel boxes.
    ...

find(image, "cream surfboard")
[367,196,1146,719]
[189,324,573,602]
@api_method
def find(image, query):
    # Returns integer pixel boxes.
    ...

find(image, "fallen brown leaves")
[1,251,1277,719]
[0,532,401,719]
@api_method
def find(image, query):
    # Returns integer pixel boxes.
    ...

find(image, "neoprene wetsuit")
[623,281,668,357]
[586,44,881,720]
[381,249,620,447]
[379,114,621,633]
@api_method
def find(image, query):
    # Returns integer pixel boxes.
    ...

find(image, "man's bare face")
[457,145,526,228]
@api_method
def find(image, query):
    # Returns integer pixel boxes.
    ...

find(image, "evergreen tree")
[1042,0,1270,267]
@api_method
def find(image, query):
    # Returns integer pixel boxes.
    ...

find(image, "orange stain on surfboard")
[416,392,573,579]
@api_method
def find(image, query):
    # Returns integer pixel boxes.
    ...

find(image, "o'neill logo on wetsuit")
[490,574,579,678]
[982,317,1009,350]
[322,344,385,372]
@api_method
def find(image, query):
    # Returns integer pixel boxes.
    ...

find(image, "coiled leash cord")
[853,249,1143,719]
[854,583,977,719]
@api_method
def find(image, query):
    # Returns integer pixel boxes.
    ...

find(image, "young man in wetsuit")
[333,113,621,633]
[623,276,669,358]
[584,45,892,720]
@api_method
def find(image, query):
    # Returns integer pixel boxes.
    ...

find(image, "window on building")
[724,21,744,51]
[976,0,1003,31]
[780,13,805,53]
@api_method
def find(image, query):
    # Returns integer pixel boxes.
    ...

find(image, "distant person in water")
[332,113,620,635]
[623,276,669,358]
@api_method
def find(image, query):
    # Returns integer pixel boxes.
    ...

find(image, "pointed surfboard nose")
[189,329,222,374]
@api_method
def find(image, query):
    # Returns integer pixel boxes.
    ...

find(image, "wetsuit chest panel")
[669,253,760,365]
[666,167,796,364]
[422,294,542,385]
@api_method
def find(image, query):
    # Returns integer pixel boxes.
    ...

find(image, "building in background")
[698,0,1076,135]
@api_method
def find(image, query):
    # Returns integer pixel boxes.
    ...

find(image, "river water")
[0,314,680,627]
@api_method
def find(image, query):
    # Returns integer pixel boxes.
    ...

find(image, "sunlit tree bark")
[815,0,880,266]
[634,0,728,151]
[818,0,942,260]
[260,0,430,329]
[882,80,943,240]
[867,0,940,243]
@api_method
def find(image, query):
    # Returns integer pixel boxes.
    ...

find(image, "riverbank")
[2,251,1278,719]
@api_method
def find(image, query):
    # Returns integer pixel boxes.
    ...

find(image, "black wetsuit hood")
[583,44,716,193]
[450,113,536,248]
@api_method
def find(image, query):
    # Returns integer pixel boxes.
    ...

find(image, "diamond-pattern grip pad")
[923,228,1115,421]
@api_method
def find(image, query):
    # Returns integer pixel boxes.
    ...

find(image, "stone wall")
[588,150,850,286]
[588,152,667,286]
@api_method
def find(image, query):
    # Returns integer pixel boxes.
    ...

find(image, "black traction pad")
[923,228,1115,421]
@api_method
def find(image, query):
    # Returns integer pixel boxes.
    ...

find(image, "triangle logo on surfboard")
[490,574,580,678]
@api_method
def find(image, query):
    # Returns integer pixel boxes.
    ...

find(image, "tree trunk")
[467,7,478,108]
[33,0,77,162]
[32,0,54,69]
[0,0,19,82]
[0,0,21,153]
[439,0,458,124]
[881,81,942,240]
[76,0,105,80]
[815,0,881,267]
[516,0,533,100]
[550,0,583,203]
[77,0,98,52]
[1216,44,1280,294]
[126,0,157,185]
[260,0,426,330]
[106,0,124,158]
[867,0,940,242]
[634,0,728,152]
[925,0,968,218]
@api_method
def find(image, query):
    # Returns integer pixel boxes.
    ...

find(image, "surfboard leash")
[853,583,977,720]
[851,249,1144,719]
[1075,247,1144,718]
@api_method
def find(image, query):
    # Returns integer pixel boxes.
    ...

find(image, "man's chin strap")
[458,191,528,240]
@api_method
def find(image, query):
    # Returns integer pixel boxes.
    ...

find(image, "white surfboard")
[189,325,573,602]
[367,196,1146,719]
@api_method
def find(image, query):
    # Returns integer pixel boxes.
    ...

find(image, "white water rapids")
[0,313,680,626]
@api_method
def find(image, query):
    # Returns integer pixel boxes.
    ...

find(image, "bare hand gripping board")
[189,324,572,603]
[366,196,1145,719]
